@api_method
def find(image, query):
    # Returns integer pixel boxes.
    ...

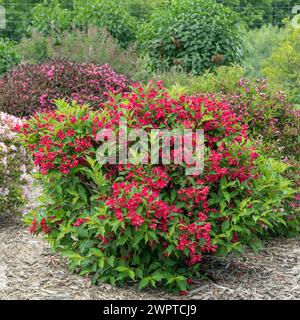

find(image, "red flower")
[179,290,188,296]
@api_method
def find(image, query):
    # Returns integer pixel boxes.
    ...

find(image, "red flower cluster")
[19,80,262,287]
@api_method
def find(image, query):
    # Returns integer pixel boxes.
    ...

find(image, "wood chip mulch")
[1,215,300,300]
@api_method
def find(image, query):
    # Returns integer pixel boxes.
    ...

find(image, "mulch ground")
[1,215,300,300]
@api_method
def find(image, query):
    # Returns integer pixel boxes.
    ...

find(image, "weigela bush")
[0,60,129,117]
[223,79,300,228]
[0,112,32,215]
[221,78,300,160]
[163,66,300,161]
[163,67,300,231]
[18,82,294,293]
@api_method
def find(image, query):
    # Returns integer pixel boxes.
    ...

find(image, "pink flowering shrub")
[0,112,32,215]
[0,60,130,117]
[221,79,300,233]
[18,82,294,293]
[221,78,300,159]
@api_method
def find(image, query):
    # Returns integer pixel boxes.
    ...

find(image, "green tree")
[218,0,299,28]
[0,0,40,40]
[138,0,243,74]
[263,25,300,103]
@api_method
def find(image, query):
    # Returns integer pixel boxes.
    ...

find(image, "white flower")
[1,157,7,167]
[10,145,17,152]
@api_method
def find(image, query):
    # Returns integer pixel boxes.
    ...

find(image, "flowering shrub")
[221,78,300,160]
[0,60,129,117]
[0,112,32,215]
[19,82,294,293]
[163,66,300,161]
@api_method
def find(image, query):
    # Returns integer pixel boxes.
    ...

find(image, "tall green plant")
[0,38,20,74]
[263,25,300,103]
[243,25,288,78]
[138,0,243,74]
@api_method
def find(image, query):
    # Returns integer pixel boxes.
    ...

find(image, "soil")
[1,214,300,300]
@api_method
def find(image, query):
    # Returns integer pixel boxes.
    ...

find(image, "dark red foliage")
[0,60,130,117]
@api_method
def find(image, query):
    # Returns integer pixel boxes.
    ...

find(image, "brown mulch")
[0,215,300,300]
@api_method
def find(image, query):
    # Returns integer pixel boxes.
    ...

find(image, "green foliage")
[243,25,288,78]
[210,156,296,254]
[17,28,151,82]
[0,0,40,41]
[157,65,300,236]
[157,65,299,162]
[263,26,300,103]
[0,38,20,74]
[31,0,137,48]
[218,0,299,28]
[31,0,73,37]
[16,31,49,64]
[138,0,243,74]
[73,0,137,47]
[19,85,296,293]
[123,0,166,20]
[154,65,246,94]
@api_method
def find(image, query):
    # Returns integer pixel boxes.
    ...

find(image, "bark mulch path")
[0,215,300,300]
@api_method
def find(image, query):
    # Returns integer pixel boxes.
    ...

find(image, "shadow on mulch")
[0,214,22,230]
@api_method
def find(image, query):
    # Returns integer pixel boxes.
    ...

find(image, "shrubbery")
[158,65,299,162]
[31,0,137,48]
[263,26,300,103]
[138,0,243,74]
[242,25,287,79]
[17,28,150,82]
[31,0,73,37]
[19,82,294,293]
[0,112,32,215]
[220,78,300,161]
[0,60,129,117]
[0,38,20,75]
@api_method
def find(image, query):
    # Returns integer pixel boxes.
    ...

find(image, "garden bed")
[1,215,299,300]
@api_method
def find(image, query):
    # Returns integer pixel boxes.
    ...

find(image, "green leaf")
[221,220,230,233]
[138,277,150,290]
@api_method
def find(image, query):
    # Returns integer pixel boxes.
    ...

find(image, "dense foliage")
[0,0,297,42]
[0,38,20,74]
[217,0,299,28]
[31,0,73,37]
[242,25,287,79]
[0,0,298,296]
[0,0,40,40]
[0,60,129,117]
[138,0,243,74]
[156,65,299,162]
[263,26,300,103]
[17,28,150,81]
[0,112,32,215]
[18,82,294,293]
[30,0,137,47]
